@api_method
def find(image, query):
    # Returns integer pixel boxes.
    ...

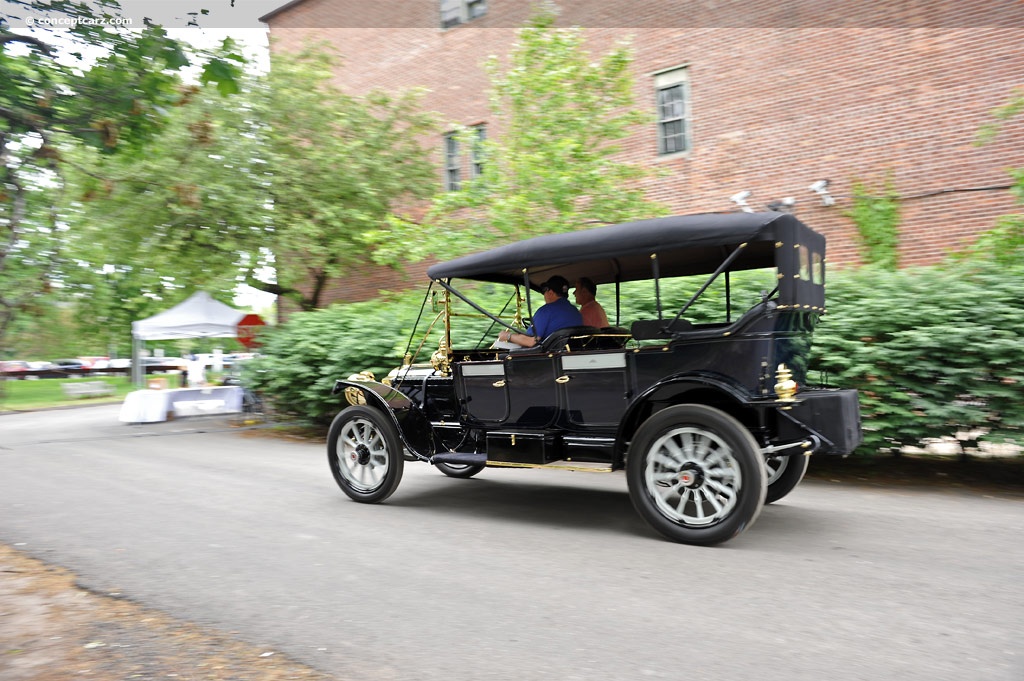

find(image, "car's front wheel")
[626,404,766,546]
[327,406,404,503]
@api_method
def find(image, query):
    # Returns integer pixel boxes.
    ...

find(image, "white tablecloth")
[119,386,243,423]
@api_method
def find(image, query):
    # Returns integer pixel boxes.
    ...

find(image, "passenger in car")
[497,275,583,348]
[574,277,609,328]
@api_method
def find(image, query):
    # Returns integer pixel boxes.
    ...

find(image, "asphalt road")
[1,405,1021,681]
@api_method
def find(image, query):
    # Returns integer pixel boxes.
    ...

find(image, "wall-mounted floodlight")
[730,190,754,213]
[767,197,796,214]
[808,179,835,206]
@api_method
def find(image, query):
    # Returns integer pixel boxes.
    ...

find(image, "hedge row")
[247,262,1024,455]
[809,263,1024,453]
[246,297,420,424]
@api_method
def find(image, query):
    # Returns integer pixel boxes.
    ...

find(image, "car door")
[455,361,509,423]
[503,354,560,428]
[558,351,632,427]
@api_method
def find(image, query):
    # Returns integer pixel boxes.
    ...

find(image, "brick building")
[261,0,1024,304]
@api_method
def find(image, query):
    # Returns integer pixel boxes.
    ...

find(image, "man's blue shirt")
[527,297,583,339]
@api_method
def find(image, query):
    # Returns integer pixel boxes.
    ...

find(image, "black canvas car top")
[427,211,826,311]
[428,212,809,284]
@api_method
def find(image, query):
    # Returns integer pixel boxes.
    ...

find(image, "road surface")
[1,405,1021,681]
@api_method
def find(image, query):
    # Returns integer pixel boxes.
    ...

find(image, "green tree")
[0,0,242,354]
[370,9,667,264]
[59,43,438,314]
[59,78,270,318]
[254,43,437,310]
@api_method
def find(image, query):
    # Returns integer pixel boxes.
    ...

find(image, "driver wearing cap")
[497,275,582,348]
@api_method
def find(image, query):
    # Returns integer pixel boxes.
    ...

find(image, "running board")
[431,451,613,473]
[487,460,614,473]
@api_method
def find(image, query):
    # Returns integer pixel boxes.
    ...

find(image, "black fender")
[613,372,759,465]
[332,379,433,459]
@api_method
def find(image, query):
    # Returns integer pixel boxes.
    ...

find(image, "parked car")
[0,360,30,378]
[141,357,185,368]
[327,212,863,546]
[226,352,259,361]
[50,359,88,371]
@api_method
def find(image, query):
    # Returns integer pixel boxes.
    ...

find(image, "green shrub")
[811,263,1024,453]
[244,297,423,424]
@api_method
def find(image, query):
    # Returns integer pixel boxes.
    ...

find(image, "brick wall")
[265,0,1024,307]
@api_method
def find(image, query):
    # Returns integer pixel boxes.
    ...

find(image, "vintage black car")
[328,212,862,545]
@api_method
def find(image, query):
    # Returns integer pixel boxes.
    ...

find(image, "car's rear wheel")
[435,462,485,479]
[327,406,404,503]
[764,454,809,504]
[626,404,766,546]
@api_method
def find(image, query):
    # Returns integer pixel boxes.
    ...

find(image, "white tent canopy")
[132,291,245,341]
[130,292,246,386]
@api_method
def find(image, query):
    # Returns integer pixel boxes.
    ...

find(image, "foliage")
[0,0,243,355]
[3,299,99,358]
[0,286,253,361]
[58,78,271,322]
[370,8,667,265]
[975,86,1024,144]
[964,193,1024,265]
[244,296,424,424]
[843,174,902,270]
[255,43,437,310]
[965,87,1024,264]
[810,262,1024,453]
[50,40,436,334]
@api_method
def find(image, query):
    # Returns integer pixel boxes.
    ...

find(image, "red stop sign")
[236,313,266,349]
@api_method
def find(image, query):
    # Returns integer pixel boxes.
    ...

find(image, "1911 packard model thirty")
[328,212,862,545]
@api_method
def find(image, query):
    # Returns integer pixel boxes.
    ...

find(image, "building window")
[471,125,486,178]
[440,0,487,28]
[467,0,487,19]
[443,126,487,190]
[654,66,690,156]
[444,132,461,191]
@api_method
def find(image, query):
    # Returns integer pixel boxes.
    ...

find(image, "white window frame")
[653,65,691,157]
